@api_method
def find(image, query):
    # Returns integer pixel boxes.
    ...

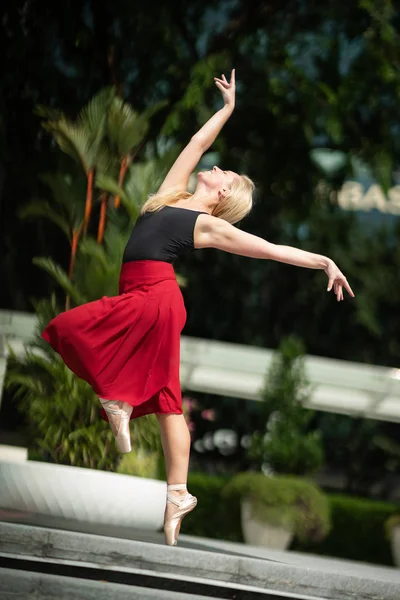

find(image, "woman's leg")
[156,412,195,543]
[156,413,191,488]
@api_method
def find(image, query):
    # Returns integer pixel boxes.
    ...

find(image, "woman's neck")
[172,191,216,214]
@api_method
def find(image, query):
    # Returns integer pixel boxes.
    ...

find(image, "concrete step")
[0,567,213,600]
[1,521,400,600]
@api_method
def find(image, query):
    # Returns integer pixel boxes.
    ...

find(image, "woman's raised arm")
[158,69,236,194]
[195,215,355,302]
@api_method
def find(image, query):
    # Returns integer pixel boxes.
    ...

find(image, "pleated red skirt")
[41,260,186,421]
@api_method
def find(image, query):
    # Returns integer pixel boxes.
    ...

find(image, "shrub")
[117,450,160,479]
[185,472,242,541]
[185,473,399,565]
[5,306,162,472]
[222,472,330,543]
[247,336,324,476]
[294,494,399,565]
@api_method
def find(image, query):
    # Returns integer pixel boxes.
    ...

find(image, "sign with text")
[338,182,400,215]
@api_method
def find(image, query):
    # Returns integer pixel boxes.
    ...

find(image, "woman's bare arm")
[194,215,355,301]
[158,70,236,194]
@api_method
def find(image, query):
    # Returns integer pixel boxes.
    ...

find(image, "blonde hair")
[140,174,255,225]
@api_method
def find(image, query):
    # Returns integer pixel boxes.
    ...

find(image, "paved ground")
[0,507,398,573]
[1,508,400,600]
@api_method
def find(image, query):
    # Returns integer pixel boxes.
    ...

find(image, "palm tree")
[34,88,166,306]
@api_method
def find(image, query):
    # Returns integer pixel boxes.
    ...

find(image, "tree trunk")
[97,192,108,243]
[65,225,82,311]
[83,169,94,234]
[114,156,128,208]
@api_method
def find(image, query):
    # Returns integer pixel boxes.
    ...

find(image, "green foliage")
[32,257,87,305]
[40,87,115,175]
[185,472,242,541]
[71,224,128,302]
[4,340,120,470]
[117,450,160,479]
[247,336,324,476]
[184,473,399,565]
[4,295,163,470]
[222,472,330,544]
[20,168,88,234]
[294,494,400,566]
[107,97,151,158]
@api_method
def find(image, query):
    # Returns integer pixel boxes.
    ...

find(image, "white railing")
[1,309,400,423]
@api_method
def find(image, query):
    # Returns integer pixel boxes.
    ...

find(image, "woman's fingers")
[215,70,235,88]
[214,77,230,88]
[343,279,355,298]
[328,275,354,300]
[334,279,354,300]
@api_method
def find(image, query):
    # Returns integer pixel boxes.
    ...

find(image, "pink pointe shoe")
[164,483,197,546]
[99,399,133,453]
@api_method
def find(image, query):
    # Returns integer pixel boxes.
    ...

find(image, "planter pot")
[241,499,293,549]
[391,525,400,567]
[0,460,165,530]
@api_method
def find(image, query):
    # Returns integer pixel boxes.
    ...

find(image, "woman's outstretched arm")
[158,70,236,194]
[195,215,355,301]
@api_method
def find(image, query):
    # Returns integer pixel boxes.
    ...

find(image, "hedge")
[184,472,399,566]
[292,493,399,566]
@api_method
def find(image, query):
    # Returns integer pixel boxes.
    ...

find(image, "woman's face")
[197,166,239,196]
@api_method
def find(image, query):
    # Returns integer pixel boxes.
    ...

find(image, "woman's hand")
[325,260,355,301]
[214,69,236,110]
[156,70,236,194]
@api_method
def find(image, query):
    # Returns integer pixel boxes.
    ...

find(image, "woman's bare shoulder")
[194,214,230,249]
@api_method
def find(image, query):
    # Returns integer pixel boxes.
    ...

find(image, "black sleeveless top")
[122,205,208,264]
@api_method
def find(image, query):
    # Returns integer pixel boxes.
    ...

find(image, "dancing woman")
[42,69,354,546]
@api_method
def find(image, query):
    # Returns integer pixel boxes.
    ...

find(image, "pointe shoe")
[99,399,133,453]
[164,483,197,546]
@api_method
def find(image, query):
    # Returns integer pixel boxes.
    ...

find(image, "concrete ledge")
[0,568,213,600]
[1,521,399,600]
[0,446,27,462]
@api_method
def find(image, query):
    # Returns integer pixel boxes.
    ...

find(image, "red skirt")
[41,260,186,421]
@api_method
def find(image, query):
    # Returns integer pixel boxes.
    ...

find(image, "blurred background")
[1,0,400,569]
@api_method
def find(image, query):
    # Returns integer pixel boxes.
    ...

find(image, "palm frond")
[32,257,87,305]
[18,200,71,240]
[40,170,87,213]
[103,221,131,263]
[78,87,115,135]
[107,98,149,156]
[78,237,110,271]
[35,104,64,121]
[94,144,119,179]
[95,173,129,201]
[95,172,140,221]
[31,294,63,338]
[78,88,115,173]
[44,119,94,173]
[73,256,119,300]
